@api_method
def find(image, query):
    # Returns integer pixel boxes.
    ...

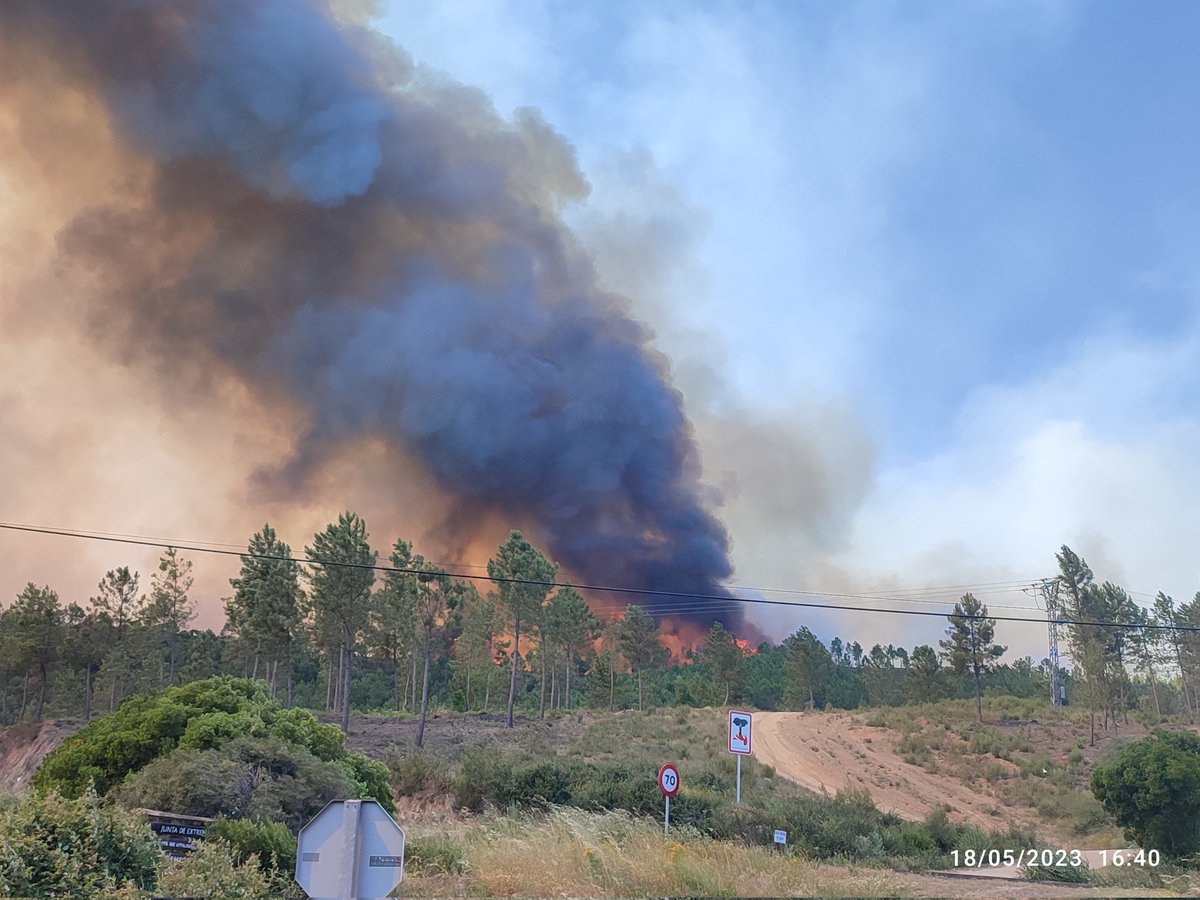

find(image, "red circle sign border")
[657,763,680,797]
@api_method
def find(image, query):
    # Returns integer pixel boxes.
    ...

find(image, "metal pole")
[736,755,742,804]
[339,800,361,900]
[664,795,670,836]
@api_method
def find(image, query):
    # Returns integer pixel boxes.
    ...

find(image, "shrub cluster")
[34,677,392,815]
[436,745,1031,868]
[1091,729,1200,858]
[0,790,161,898]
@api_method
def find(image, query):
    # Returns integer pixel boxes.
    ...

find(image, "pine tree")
[227,525,302,703]
[92,567,145,712]
[703,622,744,705]
[306,513,376,733]
[455,586,500,711]
[487,531,556,728]
[783,627,829,710]
[6,584,64,721]
[907,644,944,703]
[413,564,457,748]
[549,587,597,711]
[616,604,667,711]
[1057,546,1122,744]
[145,547,196,687]
[939,592,1005,722]
[369,539,421,712]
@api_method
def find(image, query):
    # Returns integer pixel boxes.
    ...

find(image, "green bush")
[1091,730,1200,858]
[385,745,449,796]
[207,816,298,875]
[0,790,162,898]
[568,764,658,815]
[407,834,468,875]
[340,752,394,813]
[503,761,574,806]
[35,677,393,815]
[437,746,1034,870]
[269,706,346,762]
[35,678,275,796]
[1022,859,1091,883]
[451,744,513,812]
[157,838,280,899]
[116,736,359,831]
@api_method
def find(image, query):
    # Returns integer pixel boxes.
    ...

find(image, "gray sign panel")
[295,800,406,900]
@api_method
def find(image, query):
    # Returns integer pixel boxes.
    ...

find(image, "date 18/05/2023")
[951,848,1160,868]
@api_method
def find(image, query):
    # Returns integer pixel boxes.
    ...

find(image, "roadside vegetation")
[2,525,1199,895]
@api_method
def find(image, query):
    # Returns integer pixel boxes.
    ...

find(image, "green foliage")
[488,530,557,725]
[441,744,1026,868]
[156,838,281,899]
[0,790,161,898]
[3,584,64,720]
[225,524,302,680]
[115,734,386,831]
[406,834,468,876]
[1091,730,1200,858]
[1022,858,1091,883]
[306,512,378,731]
[783,627,829,710]
[451,744,514,812]
[268,705,346,761]
[180,708,267,750]
[34,677,392,817]
[386,745,451,796]
[339,751,393,812]
[34,677,271,796]
[939,592,1005,720]
[207,816,297,875]
[115,747,248,819]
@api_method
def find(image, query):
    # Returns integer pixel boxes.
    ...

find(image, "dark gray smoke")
[1,0,736,619]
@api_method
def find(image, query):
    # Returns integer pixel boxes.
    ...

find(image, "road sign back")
[296,799,405,900]
[728,710,752,755]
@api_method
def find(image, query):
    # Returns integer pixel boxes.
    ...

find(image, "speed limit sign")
[657,763,680,797]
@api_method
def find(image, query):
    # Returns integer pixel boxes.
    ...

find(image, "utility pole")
[1035,578,1064,708]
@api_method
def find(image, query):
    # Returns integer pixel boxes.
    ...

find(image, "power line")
[0,521,1042,612]
[0,520,1193,633]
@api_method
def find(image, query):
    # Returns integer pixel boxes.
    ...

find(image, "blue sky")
[376,0,1200,653]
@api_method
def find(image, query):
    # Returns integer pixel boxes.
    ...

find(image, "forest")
[2,515,1195,743]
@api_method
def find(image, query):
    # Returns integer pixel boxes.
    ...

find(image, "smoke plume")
[0,1,736,622]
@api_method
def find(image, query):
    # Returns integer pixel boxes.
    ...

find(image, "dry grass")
[393,807,911,899]
[863,698,1136,845]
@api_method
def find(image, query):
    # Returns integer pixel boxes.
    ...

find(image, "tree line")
[0,524,1194,738]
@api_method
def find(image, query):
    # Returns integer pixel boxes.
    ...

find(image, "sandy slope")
[0,719,76,793]
[754,710,1039,833]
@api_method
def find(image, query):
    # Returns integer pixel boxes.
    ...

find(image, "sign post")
[657,763,680,836]
[727,710,753,804]
[295,800,406,900]
[134,808,212,858]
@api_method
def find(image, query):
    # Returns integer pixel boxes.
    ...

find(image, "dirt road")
[754,710,1039,833]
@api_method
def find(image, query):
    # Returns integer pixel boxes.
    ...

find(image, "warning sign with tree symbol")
[728,710,752,755]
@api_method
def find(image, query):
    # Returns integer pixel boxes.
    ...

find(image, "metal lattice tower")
[1039,578,1064,707]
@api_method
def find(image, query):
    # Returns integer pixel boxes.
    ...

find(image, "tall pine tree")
[940,592,1005,722]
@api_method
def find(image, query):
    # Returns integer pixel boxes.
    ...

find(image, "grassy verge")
[386,711,1039,872]
[394,807,913,899]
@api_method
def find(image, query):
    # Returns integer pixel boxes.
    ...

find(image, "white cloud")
[833,320,1200,656]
